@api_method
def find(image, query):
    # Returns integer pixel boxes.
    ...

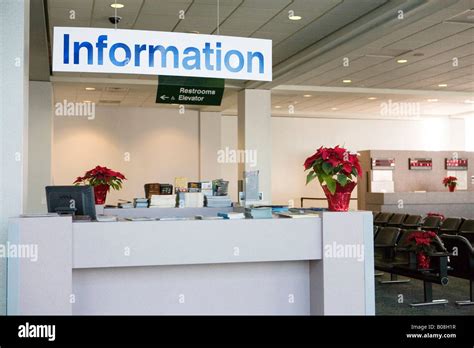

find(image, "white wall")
[52,105,467,208]
[221,116,466,206]
[53,106,200,203]
[465,117,474,151]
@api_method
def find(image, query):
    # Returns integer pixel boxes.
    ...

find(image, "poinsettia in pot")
[443,176,457,192]
[74,166,127,205]
[406,231,437,269]
[304,146,362,212]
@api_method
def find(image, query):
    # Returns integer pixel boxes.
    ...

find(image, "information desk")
[365,191,474,218]
[7,211,374,315]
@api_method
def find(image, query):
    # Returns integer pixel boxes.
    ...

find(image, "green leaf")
[306,170,317,185]
[322,162,332,175]
[337,174,348,186]
[325,176,336,194]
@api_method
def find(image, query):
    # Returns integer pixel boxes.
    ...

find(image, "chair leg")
[455,280,474,306]
[379,273,410,284]
[410,281,448,307]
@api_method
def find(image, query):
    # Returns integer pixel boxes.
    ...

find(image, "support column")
[0,0,30,314]
[199,111,222,181]
[27,81,52,213]
[237,89,272,203]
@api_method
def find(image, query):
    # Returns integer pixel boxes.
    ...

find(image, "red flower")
[342,162,353,175]
[304,152,319,170]
[443,176,457,186]
[407,230,437,253]
[73,165,127,190]
[304,146,362,191]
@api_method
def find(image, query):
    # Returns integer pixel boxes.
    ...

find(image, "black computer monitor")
[45,186,96,220]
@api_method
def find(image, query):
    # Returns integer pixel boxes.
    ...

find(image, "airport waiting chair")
[420,216,443,233]
[459,219,474,232]
[441,234,474,306]
[374,212,393,227]
[374,227,408,283]
[374,225,379,237]
[401,215,422,229]
[439,217,464,235]
[376,229,412,284]
[458,219,474,243]
[386,213,408,228]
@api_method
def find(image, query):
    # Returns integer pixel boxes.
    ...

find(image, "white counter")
[7,211,374,315]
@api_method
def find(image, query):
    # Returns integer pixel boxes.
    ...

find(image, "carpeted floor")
[375,274,474,315]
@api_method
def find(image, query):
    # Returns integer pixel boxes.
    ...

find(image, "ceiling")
[37,0,474,118]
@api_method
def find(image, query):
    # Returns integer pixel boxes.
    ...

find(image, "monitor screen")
[45,186,96,220]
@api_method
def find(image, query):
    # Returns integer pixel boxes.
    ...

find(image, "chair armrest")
[426,251,452,257]
[375,244,395,248]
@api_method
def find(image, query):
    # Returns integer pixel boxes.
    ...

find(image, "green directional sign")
[156,76,225,106]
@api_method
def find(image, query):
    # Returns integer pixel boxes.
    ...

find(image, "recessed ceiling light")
[464,99,474,104]
[303,94,312,98]
[289,15,302,21]
[331,107,338,110]
[438,84,448,87]
[342,79,352,83]
[85,87,96,91]
[397,59,408,63]
[110,3,124,9]
[275,105,282,109]
[368,97,377,100]
[427,99,438,102]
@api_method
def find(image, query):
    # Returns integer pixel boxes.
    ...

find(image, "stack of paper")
[134,198,149,208]
[245,207,273,219]
[149,194,177,208]
[183,192,204,208]
[118,201,134,209]
[201,181,213,197]
[205,195,232,208]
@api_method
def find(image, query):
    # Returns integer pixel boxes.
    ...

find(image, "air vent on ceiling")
[104,87,129,93]
[445,9,474,24]
[99,100,121,105]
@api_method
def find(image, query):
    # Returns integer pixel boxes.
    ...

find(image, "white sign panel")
[52,27,272,81]
[447,170,467,190]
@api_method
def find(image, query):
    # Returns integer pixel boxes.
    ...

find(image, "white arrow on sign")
[160,95,169,100]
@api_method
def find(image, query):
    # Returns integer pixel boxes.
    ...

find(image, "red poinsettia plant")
[406,231,437,254]
[304,146,362,194]
[442,176,457,187]
[73,165,127,191]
